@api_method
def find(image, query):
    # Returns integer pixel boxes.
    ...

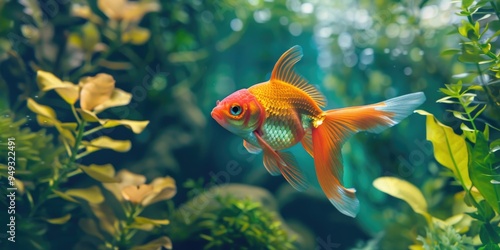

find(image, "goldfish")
[211,45,425,217]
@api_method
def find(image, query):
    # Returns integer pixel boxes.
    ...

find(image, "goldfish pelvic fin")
[301,128,313,157]
[276,151,309,191]
[262,152,281,176]
[243,140,262,154]
[270,46,326,107]
[254,132,309,191]
[312,113,359,217]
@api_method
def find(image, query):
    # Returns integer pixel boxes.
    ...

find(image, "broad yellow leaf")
[79,73,115,111]
[132,236,172,250]
[36,71,79,104]
[373,177,429,219]
[27,98,57,120]
[94,88,132,113]
[65,186,104,204]
[85,136,131,153]
[79,164,118,183]
[46,214,71,224]
[101,119,149,134]
[415,110,472,189]
[76,108,99,122]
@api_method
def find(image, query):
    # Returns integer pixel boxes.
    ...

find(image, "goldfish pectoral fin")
[301,128,313,157]
[262,152,281,176]
[243,140,262,154]
[312,112,360,217]
[253,132,309,191]
[276,151,309,191]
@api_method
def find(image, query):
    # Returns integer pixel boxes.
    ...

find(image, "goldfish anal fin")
[312,114,359,217]
[270,45,326,107]
[254,132,309,191]
[301,128,313,157]
[243,140,262,154]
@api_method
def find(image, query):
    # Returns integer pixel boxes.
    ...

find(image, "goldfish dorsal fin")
[271,45,326,107]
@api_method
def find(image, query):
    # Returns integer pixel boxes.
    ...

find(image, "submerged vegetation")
[0,0,499,249]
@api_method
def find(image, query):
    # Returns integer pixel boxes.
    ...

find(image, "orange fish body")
[211,46,425,217]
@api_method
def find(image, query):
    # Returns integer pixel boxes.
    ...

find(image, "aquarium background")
[0,0,499,249]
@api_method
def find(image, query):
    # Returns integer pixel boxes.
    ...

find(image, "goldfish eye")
[230,104,242,116]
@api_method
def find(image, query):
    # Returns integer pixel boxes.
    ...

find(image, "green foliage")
[199,195,296,250]
[417,220,474,250]
[375,0,500,249]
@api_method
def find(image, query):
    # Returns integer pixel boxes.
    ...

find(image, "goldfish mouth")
[211,108,224,124]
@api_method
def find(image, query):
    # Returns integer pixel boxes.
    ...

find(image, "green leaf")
[436,96,458,104]
[441,48,461,56]
[462,0,473,8]
[415,110,472,189]
[491,139,500,153]
[470,132,500,213]
[52,189,79,203]
[373,177,430,220]
[461,123,476,143]
[46,214,71,224]
[79,164,118,183]
[65,186,104,204]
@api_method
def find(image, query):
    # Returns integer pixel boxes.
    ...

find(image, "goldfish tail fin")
[365,92,426,133]
[312,92,425,217]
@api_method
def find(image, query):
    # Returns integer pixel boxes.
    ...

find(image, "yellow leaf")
[132,236,172,250]
[65,186,104,204]
[122,27,150,45]
[79,73,115,111]
[79,164,118,183]
[142,176,176,206]
[409,245,424,250]
[122,184,154,204]
[94,88,132,113]
[415,110,472,189]
[135,216,170,226]
[36,71,79,104]
[373,177,430,220]
[81,22,100,52]
[27,98,57,120]
[46,214,71,224]
[76,108,99,122]
[101,119,149,134]
[85,136,131,153]
[55,82,80,104]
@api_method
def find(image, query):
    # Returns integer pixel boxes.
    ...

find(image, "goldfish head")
[211,89,265,136]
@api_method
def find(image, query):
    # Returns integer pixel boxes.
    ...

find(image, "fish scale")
[248,81,322,150]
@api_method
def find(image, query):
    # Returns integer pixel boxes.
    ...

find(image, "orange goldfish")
[211,45,425,217]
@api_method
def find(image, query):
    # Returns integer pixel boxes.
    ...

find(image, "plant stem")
[83,125,105,136]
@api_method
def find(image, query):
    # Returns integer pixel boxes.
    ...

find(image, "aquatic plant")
[374,0,500,249]
[169,182,297,250]
[199,195,296,250]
